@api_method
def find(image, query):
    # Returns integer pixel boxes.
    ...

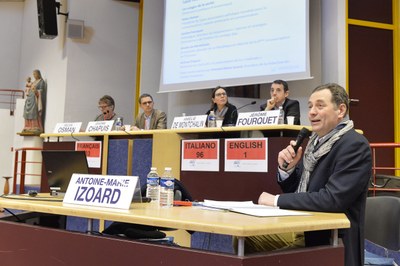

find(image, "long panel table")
[0,194,349,265]
[40,125,308,200]
[38,125,312,249]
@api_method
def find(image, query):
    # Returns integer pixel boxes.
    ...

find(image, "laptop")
[41,150,89,193]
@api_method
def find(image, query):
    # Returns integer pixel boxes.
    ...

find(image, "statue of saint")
[22,69,47,135]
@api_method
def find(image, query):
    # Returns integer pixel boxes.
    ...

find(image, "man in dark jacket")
[260,79,301,125]
[257,83,372,266]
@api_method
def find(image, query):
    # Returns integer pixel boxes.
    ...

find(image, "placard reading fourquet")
[225,138,268,172]
[181,139,219,171]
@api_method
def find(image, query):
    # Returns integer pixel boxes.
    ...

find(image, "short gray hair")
[312,83,349,116]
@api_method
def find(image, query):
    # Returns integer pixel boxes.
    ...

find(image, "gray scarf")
[296,120,354,193]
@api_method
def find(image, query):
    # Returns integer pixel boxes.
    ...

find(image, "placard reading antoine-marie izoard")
[63,174,138,210]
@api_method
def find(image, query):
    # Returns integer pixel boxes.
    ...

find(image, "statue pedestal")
[13,135,43,193]
[17,131,42,137]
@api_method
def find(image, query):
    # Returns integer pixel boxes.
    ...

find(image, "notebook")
[41,150,89,193]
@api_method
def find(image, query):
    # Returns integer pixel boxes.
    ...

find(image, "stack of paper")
[202,200,311,217]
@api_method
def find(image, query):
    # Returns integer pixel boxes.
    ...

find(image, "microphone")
[282,127,310,168]
[226,101,257,127]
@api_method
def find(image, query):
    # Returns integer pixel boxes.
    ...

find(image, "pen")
[173,201,204,207]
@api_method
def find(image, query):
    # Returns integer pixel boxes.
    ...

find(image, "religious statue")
[21,69,47,135]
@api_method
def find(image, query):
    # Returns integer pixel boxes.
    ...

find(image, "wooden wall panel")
[348,0,392,23]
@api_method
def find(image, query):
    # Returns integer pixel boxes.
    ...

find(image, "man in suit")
[257,83,371,266]
[130,93,167,130]
[260,80,301,125]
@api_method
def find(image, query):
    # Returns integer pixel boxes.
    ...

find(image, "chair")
[365,196,400,251]
[364,196,400,265]
[103,179,193,239]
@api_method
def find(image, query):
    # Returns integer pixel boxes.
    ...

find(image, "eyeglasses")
[141,101,153,105]
[215,92,227,97]
[98,105,110,110]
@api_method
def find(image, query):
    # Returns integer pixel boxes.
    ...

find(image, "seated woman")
[206,86,238,126]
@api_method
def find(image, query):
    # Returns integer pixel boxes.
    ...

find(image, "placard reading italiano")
[85,120,114,132]
[225,138,268,172]
[75,141,102,168]
[181,139,219,171]
[236,110,280,127]
[53,122,82,133]
[63,174,138,210]
[171,115,208,129]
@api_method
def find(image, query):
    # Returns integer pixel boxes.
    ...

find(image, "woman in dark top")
[206,86,238,126]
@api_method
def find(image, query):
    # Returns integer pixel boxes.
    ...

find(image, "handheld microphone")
[282,127,310,168]
[226,101,257,126]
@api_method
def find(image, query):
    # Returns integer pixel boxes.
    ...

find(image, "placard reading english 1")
[63,174,138,210]
[236,110,280,127]
[171,115,208,129]
[225,138,268,172]
[53,122,82,133]
[181,139,219,171]
[85,120,114,132]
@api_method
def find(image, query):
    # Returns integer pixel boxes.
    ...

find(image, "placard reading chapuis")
[181,139,219,171]
[225,138,268,172]
[63,174,138,210]
[85,120,114,132]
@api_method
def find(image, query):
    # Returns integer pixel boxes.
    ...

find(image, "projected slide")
[161,0,310,92]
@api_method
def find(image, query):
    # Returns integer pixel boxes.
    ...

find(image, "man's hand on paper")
[258,192,276,206]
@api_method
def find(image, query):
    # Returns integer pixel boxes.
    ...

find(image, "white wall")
[18,0,68,133]
[0,0,139,190]
[321,0,346,85]
[16,0,139,132]
[64,0,139,126]
[0,2,23,88]
[0,2,24,191]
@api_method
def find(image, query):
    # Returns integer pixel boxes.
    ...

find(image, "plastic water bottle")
[146,167,159,202]
[115,117,123,130]
[207,111,217,127]
[278,106,285,124]
[159,167,174,207]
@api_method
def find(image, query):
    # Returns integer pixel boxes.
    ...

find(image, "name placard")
[171,115,207,129]
[53,122,82,133]
[224,138,268,172]
[75,141,102,168]
[181,139,219,171]
[63,174,138,210]
[236,110,280,127]
[85,120,114,132]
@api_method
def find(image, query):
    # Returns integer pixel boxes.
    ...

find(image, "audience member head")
[308,83,349,137]
[269,79,289,107]
[210,86,229,111]
[98,95,115,120]
[138,93,155,116]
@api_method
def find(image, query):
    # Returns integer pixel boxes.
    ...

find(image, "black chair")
[365,196,400,251]
[103,179,193,239]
